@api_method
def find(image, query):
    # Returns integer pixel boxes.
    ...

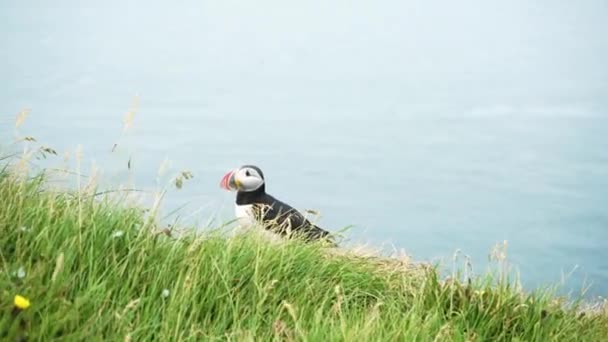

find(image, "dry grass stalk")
[15,108,30,128]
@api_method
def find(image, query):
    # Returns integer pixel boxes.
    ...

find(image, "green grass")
[1,169,607,341]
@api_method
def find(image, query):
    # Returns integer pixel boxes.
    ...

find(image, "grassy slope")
[0,170,607,341]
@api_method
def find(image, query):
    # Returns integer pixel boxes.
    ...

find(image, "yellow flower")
[14,295,31,310]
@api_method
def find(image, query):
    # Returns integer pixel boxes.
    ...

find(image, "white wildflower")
[112,230,125,238]
[161,289,170,298]
[16,266,26,279]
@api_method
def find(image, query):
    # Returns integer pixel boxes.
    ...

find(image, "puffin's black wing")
[253,193,332,242]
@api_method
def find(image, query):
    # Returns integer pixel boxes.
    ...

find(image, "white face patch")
[235,167,265,192]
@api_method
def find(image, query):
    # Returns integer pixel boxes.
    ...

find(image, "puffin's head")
[220,165,265,192]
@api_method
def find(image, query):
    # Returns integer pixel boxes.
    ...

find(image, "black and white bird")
[220,165,334,243]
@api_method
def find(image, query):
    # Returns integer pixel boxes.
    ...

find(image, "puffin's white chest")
[234,203,282,243]
[234,204,281,243]
[235,204,255,226]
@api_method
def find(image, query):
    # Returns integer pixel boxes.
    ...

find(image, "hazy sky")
[2,1,607,113]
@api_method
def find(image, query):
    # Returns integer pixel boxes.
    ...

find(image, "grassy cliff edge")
[1,169,607,341]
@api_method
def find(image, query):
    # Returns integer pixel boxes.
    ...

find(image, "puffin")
[220,165,334,243]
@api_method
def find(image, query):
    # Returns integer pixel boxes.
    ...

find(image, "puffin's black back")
[236,189,332,242]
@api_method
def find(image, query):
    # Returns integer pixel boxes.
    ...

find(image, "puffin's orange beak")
[220,170,239,191]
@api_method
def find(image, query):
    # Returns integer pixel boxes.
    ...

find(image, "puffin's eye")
[245,170,251,177]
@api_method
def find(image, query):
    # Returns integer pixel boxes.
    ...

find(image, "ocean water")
[1,1,607,298]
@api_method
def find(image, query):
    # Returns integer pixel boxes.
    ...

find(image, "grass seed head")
[15,108,30,128]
